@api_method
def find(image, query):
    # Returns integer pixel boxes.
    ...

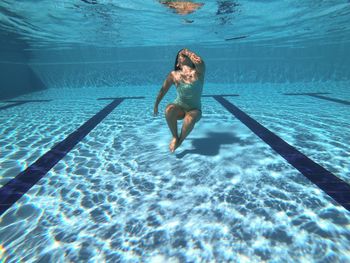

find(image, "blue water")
[0,81,349,262]
[1,0,350,262]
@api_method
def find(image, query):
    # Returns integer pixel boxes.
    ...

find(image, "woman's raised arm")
[181,48,205,74]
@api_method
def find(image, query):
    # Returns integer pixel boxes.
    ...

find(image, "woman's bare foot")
[169,137,179,152]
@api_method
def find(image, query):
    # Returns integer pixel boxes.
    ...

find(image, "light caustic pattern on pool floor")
[0,82,349,262]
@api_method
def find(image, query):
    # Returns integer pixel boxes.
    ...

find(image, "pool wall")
[1,33,349,99]
[0,28,46,100]
[27,42,350,89]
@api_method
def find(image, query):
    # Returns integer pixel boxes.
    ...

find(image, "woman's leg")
[178,109,201,147]
[165,104,185,152]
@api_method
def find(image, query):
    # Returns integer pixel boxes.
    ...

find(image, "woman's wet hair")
[174,49,195,71]
[174,49,183,71]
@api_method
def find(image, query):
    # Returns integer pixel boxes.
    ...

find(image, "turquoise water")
[1,0,350,262]
[0,82,349,262]
[1,0,350,48]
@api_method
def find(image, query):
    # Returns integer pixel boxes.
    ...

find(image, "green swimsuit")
[173,78,203,112]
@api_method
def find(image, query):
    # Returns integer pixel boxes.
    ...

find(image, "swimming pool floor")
[0,82,349,262]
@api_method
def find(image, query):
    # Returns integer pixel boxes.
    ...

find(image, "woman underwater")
[154,48,205,152]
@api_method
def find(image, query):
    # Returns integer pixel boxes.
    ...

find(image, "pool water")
[0,81,349,262]
[1,0,350,261]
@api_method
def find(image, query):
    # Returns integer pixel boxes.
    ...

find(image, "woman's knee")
[187,110,201,122]
[165,104,177,116]
[185,113,197,124]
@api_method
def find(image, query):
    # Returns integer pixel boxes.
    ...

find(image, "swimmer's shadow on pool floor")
[176,132,241,158]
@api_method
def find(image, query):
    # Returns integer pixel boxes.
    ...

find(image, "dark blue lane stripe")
[0,101,27,110]
[284,93,350,106]
[214,95,350,211]
[0,100,51,111]
[5,100,52,103]
[284,93,331,95]
[0,98,127,216]
[307,94,350,106]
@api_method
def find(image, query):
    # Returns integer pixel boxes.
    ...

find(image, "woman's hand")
[191,55,201,64]
[181,48,201,64]
[153,105,159,116]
